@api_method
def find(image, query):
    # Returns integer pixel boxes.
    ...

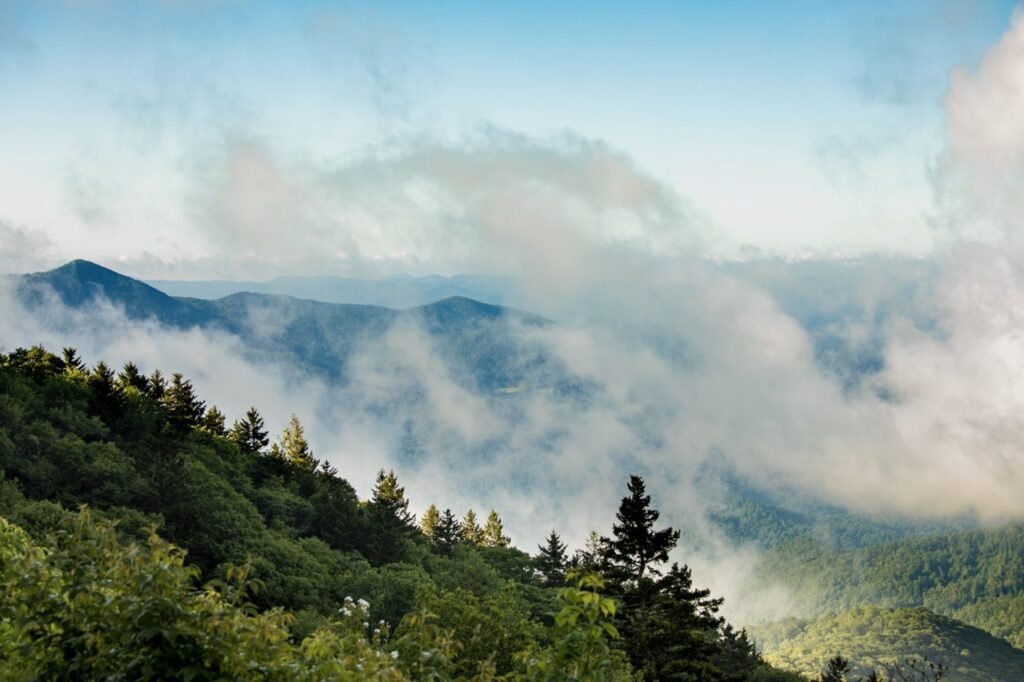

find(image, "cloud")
[0,221,57,274]
[936,7,1024,239]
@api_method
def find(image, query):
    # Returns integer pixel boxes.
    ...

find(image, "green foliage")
[0,344,805,680]
[757,524,1024,649]
[757,606,1024,681]
[516,570,633,681]
[535,530,568,587]
[482,510,511,548]
[229,406,269,455]
[601,475,679,583]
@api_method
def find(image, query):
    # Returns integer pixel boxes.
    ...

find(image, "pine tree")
[200,406,227,436]
[162,373,206,432]
[481,510,511,548]
[601,475,679,583]
[146,369,167,400]
[434,508,461,550]
[270,414,318,472]
[229,407,269,455]
[535,530,568,586]
[116,362,149,393]
[364,469,417,565]
[371,469,415,527]
[87,361,121,423]
[420,504,441,539]
[460,509,484,546]
[571,531,604,571]
[62,347,86,374]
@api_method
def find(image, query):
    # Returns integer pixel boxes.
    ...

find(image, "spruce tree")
[535,530,568,586]
[87,361,121,423]
[62,347,86,374]
[229,407,269,455]
[200,406,227,436]
[571,531,604,571]
[371,469,415,527]
[601,475,679,583]
[433,508,461,550]
[420,504,441,539]
[270,414,318,472]
[146,370,167,400]
[116,362,149,393]
[460,509,483,546]
[482,510,511,548]
[162,373,206,432]
[365,469,417,564]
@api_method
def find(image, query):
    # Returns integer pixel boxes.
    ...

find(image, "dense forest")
[1,344,1020,679]
[0,343,799,680]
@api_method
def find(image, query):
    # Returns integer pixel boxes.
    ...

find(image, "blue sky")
[0,0,1019,276]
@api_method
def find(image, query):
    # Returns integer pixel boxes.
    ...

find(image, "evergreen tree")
[571,531,605,572]
[162,373,206,432]
[601,475,679,583]
[146,369,167,400]
[460,509,483,546]
[229,407,269,455]
[434,508,461,551]
[482,510,511,548]
[821,655,851,682]
[87,361,121,423]
[200,406,227,436]
[364,469,417,564]
[420,504,441,539]
[270,414,318,472]
[535,530,568,586]
[371,469,415,527]
[62,347,86,374]
[116,362,148,393]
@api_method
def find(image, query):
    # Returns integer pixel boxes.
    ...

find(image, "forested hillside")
[755,526,1024,649]
[754,606,1024,681]
[0,344,802,680]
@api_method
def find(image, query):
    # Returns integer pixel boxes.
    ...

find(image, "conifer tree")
[270,414,318,473]
[460,509,484,546]
[162,373,206,431]
[365,469,417,564]
[371,469,415,527]
[420,504,441,539]
[116,362,148,393]
[601,475,679,583]
[87,361,121,422]
[535,530,568,586]
[229,407,269,455]
[62,347,86,374]
[434,508,461,550]
[482,510,511,548]
[200,406,227,436]
[146,369,167,400]
[571,531,604,571]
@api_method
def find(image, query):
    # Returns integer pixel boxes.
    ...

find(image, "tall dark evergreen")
[601,474,680,583]
[200,406,227,436]
[365,469,417,564]
[116,362,149,393]
[62,347,86,374]
[229,407,269,455]
[535,530,568,586]
[433,508,462,551]
[87,361,121,423]
[162,373,206,432]
[146,369,167,400]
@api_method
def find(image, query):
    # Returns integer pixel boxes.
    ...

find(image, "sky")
[0,0,1020,278]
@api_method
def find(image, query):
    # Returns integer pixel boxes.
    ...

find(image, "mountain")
[145,272,518,309]
[16,260,555,392]
[755,606,1024,681]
